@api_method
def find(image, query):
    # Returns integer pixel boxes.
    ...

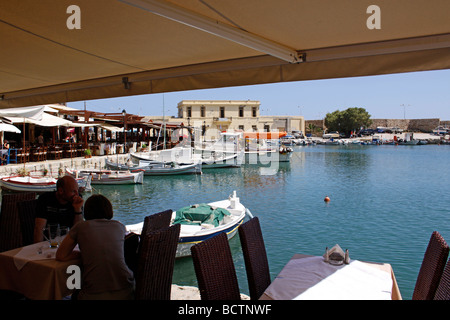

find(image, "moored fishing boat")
[65,168,144,185]
[243,131,293,164]
[105,159,202,175]
[131,147,243,169]
[0,174,91,193]
[126,191,252,258]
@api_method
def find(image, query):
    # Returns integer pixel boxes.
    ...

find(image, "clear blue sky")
[67,69,450,121]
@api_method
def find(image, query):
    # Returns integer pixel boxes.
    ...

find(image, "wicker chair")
[434,258,450,300]
[17,199,38,246]
[124,232,140,275]
[126,209,173,274]
[412,231,450,300]
[141,209,173,235]
[135,224,180,300]
[0,192,36,252]
[191,232,241,300]
[239,217,271,300]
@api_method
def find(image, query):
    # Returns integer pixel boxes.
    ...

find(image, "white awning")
[5,112,73,127]
[1,1,449,108]
[99,123,123,132]
[0,122,21,133]
[0,105,47,120]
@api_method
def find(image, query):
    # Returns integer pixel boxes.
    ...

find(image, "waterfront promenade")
[0,153,130,177]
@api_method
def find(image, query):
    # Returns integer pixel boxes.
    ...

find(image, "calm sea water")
[94,144,450,300]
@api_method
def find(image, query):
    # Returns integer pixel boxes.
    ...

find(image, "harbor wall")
[306,118,445,134]
[0,154,129,177]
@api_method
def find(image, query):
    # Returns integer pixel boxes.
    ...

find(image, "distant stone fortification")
[306,118,448,133]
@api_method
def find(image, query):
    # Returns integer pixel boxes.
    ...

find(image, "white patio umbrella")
[0,122,21,134]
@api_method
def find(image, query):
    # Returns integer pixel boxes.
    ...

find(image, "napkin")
[13,242,57,270]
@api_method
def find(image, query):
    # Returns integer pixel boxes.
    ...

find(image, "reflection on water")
[92,145,450,299]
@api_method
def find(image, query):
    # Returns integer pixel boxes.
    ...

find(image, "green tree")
[307,123,317,135]
[324,107,372,135]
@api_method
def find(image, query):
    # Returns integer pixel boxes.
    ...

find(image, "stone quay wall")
[306,118,447,134]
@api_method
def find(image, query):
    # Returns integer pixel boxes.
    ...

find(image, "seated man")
[33,175,84,243]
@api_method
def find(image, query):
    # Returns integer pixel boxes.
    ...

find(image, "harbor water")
[94,144,450,300]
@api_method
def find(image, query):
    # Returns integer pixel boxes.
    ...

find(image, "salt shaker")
[344,249,350,264]
[324,247,329,262]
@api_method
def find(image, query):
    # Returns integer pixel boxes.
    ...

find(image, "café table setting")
[261,244,402,300]
[0,226,79,300]
[12,241,59,270]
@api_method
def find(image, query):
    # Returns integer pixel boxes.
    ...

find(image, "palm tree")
[307,123,317,136]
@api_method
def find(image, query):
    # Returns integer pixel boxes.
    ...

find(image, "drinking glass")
[58,226,69,243]
[47,224,60,248]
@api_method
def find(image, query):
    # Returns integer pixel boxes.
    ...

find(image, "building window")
[201,106,205,117]
[252,125,257,132]
[187,106,192,118]
[220,107,225,118]
[239,106,244,117]
[264,125,270,132]
[252,107,257,117]
[238,125,244,131]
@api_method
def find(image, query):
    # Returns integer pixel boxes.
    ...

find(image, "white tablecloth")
[13,241,57,270]
[264,256,393,300]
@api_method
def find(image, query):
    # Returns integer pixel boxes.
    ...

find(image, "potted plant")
[84,149,92,158]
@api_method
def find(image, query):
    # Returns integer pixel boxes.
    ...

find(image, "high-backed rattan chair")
[17,199,38,246]
[125,209,173,274]
[239,217,271,300]
[434,258,450,300]
[135,224,180,300]
[412,231,449,300]
[141,209,173,235]
[124,232,140,275]
[0,192,36,252]
[191,232,241,300]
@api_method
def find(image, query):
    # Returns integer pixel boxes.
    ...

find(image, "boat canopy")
[174,204,230,227]
[244,131,287,139]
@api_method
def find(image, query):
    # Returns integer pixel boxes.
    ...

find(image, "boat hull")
[175,215,244,258]
[126,195,247,258]
[199,151,244,169]
[245,149,292,164]
[106,159,202,175]
[131,148,244,169]
[0,175,91,192]
[66,169,144,185]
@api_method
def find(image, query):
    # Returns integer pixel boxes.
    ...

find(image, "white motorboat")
[105,159,202,176]
[0,174,91,193]
[132,132,244,169]
[126,191,252,258]
[131,147,243,169]
[65,168,144,185]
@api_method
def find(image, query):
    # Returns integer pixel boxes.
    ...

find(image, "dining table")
[0,241,80,300]
[260,254,402,300]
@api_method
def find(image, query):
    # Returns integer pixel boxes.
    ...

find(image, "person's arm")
[56,234,80,261]
[72,194,84,225]
[33,217,47,243]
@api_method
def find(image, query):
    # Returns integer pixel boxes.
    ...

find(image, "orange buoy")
[324,196,330,202]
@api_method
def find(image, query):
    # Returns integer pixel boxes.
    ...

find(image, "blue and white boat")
[126,191,251,258]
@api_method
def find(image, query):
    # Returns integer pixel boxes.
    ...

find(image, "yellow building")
[176,100,304,140]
